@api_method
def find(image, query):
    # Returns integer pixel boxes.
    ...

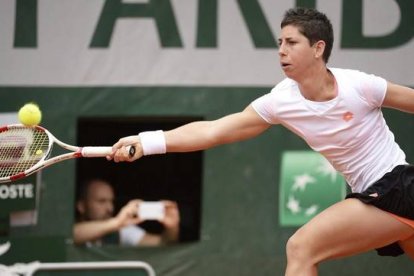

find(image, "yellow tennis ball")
[18,103,42,126]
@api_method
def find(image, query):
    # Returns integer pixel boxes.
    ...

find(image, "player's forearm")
[164,120,219,152]
[165,111,270,153]
[73,218,120,244]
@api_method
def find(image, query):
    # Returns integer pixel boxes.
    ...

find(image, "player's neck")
[297,66,336,102]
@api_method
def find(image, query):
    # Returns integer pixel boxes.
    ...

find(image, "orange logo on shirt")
[342,112,354,122]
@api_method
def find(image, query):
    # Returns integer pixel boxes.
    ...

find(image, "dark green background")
[1,87,414,275]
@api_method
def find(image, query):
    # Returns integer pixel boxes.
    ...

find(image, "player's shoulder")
[270,78,296,94]
[330,67,378,81]
[331,67,386,88]
[328,67,362,77]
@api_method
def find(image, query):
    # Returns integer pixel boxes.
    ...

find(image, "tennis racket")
[0,124,135,183]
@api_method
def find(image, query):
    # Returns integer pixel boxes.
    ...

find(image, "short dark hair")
[281,7,334,63]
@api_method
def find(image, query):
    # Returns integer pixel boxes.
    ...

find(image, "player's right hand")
[107,135,143,162]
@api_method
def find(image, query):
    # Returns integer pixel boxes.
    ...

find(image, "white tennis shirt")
[252,68,407,193]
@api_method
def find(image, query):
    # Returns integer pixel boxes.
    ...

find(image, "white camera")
[138,201,165,220]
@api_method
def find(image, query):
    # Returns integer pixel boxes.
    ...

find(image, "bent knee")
[286,231,315,263]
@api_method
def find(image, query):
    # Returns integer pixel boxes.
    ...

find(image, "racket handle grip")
[81,147,112,157]
[81,146,136,158]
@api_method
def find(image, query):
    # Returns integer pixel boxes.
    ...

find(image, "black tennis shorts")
[346,164,414,257]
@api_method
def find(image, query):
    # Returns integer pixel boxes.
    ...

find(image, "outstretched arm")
[109,104,271,162]
[382,82,414,112]
[165,104,271,152]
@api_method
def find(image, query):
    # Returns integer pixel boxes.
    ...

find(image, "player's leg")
[399,235,414,260]
[285,198,414,276]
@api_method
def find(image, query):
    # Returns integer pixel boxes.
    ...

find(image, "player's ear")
[313,40,326,60]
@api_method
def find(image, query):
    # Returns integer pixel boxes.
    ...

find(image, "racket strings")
[0,128,49,177]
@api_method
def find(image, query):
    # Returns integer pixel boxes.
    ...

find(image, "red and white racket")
[0,124,135,183]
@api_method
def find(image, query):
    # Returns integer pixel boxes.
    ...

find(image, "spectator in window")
[73,178,179,246]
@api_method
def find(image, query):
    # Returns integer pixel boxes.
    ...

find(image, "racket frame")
[0,124,112,183]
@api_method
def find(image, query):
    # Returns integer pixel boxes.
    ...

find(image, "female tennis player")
[108,7,414,276]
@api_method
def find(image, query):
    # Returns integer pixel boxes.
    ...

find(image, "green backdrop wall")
[1,87,414,275]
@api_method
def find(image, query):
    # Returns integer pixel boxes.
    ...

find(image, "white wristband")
[138,130,167,156]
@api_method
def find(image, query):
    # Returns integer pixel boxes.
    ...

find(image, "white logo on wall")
[0,184,34,199]
[279,151,347,226]
[0,241,11,256]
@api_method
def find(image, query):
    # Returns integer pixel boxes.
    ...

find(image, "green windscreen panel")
[0,173,40,236]
[0,173,39,216]
[279,151,346,226]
